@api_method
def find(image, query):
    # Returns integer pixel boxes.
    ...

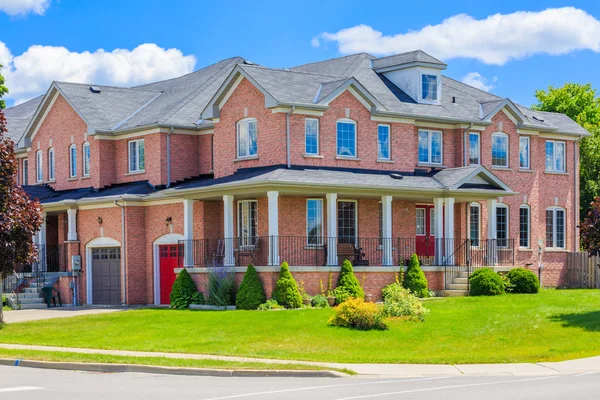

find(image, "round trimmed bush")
[236,264,266,310]
[328,297,387,330]
[469,268,505,296]
[507,268,540,294]
[403,254,428,298]
[271,262,303,309]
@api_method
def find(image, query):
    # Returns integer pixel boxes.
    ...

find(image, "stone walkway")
[0,343,598,377]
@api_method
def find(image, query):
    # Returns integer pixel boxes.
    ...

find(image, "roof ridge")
[241,64,344,79]
[479,99,505,104]
[55,81,162,93]
[340,53,372,77]
[372,49,444,64]
[441,75,504,100]
[289,52,375,70]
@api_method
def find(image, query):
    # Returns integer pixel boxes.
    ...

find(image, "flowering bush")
[328,298,387,330]
[257,299,285,311]
[311,294,329,308]
[381,281,429,321]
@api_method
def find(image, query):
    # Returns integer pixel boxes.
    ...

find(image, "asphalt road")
[0,366,598,399]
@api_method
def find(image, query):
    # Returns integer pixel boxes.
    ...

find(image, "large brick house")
[3,50,590,305]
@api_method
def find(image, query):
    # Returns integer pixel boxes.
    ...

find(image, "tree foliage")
[336,259,364,300]
[402,254,428,298]
[170,268,204,309]
[533,83,600,225]
[580,197,600,257]
[0,66,43,326]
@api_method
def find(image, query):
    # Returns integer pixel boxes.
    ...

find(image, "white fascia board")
[318,78,385,111]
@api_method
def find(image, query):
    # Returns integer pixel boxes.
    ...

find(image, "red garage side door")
[159,245,179,305]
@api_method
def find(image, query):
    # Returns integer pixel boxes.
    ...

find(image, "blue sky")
[2,0,600,107]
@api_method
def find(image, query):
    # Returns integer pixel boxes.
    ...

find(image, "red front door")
[159,245,179,305]
[416,205,435,258]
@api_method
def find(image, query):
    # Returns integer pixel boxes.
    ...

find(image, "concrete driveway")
[2,306,130,324]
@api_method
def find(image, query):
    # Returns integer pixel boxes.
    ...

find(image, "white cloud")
[461,72,496,92]
[0,0,50,16]
[1,42,196,104]
[314,7,600,65]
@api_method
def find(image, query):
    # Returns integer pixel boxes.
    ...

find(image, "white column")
[381,195,393,266]
[67,208,78,241]
[444,198,455,265]
[487,199,498,265]
[39,212,47,271]
[326,193,338,266]
[183,199,194,267]
[223,195,235,267]
[433,198,444,265]
[267,191,279,266]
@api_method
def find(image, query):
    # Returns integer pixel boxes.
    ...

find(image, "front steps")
[441,271,469,297]
[3,280,48,309]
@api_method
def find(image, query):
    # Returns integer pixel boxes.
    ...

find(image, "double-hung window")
[418,130,442,164]
[496,204,509,248]
[128,139,145,173]
[469,203,480,247]
[519,136,530,169]
[237,118,257,158]
[306,199,323,246]
[492,132,509,168]
[545,140,565,172]
[48,148,55,181]
[22,159,29,185]
[305,118,319,155]
[36,151,43,183]
[69,145,77,178]
[519,205,530,248]
[377,124,390,160]
[469,132,480,165]
[83,142,91,177]
[238,200,258,247]
[421,74,438,101]
[546,207,565,249]
[336,119,356,157]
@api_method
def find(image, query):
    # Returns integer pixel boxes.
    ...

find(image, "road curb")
[0,358,347,378]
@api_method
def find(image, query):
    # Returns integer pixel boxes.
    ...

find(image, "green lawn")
[1,289,599,364]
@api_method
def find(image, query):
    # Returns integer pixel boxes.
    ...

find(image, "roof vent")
[90,86,101,94]
[390,173,403,180]
[532,115,544,122]
[452,96,456,104]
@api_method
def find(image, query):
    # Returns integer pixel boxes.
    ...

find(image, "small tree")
[337,259,364,299]
[236,264,266,310]
[0,68,43,327]
[170,269,204,309]
[402,254,428,298]
[581,197,600,257]
[271,262,302,309]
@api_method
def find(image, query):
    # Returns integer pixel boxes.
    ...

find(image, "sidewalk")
[0,343,598,377]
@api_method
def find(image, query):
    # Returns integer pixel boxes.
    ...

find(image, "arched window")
[69,144,77,178]
[336,118,357,157]
[492,132,509,168]
[36,150,43,183]
[82,142,91,177]
[546,207,566,249]
[519,205,530,248]
[48,148,55,181]
[468,202,481,246]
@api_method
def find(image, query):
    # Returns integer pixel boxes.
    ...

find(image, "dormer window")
[421,74,438,102]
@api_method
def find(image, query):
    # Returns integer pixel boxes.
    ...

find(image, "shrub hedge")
[469,268,505,296]
[236,264,266,310]
[507,268,540,294]
[403,254,429,298]
[170,269,204,309]
[272,262,303,309]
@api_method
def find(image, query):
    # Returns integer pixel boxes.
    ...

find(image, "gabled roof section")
[4,95,43,144]
[433,165,513,192]
[372,50,447,71]
[479,98,528,125]
[316,77,386,111]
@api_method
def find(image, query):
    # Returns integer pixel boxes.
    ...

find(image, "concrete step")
[19,303,49,310]
[17,297,44,304]
[16,293,40,299]
[446,283,469,291]
[453,277,469,285]
[441,289,468,297]
[22,288,38,294]
[458,272,469,278]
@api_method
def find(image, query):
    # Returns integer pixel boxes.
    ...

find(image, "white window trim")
[377,124,391,160]
[304,118,320,155]
[48,148,55,181]
[496,203,509,248]
[69,144,77,178]
[236,118,258,159]
[336,118,357,158]
[22,159,29,186]
[128,139,145,173]
[468,202,481,247]
[306,198,323,246]
[519,136,530,170]
[418,129,443,165]
[337,199,358,245]
[237,199,258,247]
[545,140,566,172]
[469,132,480,166]
[419,72,440,104]
[546,206,566,249]
[83,142,91,177]
[491,132,509,168]
[36,150,43,183]
[519,204,530,249]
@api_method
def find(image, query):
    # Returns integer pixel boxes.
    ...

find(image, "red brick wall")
[170,134,200,183]
[199,134,213,174]
[113,133,165,187]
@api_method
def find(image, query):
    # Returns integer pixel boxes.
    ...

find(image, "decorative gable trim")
[481,98,528,126]
[317,78,386,112]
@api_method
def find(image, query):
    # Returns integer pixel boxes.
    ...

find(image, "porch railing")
[177,237,514,269]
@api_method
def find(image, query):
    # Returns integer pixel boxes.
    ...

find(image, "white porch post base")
[267,191,279,266]
[326,193,338,266]
[223,195,235,267]
[183,199,194,267]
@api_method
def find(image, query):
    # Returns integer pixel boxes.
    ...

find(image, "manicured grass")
[1,289,599,364]
[0,348,353,374]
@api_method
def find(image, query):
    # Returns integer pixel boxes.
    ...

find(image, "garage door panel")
[91,247,121,305]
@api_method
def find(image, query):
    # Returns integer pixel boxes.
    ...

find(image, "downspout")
[463,123,473,166]
[166,127,175,188]
[114,200,127,305]
[286,106,295,168]
[574,137,581,251]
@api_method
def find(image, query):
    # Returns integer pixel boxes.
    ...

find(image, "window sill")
[417,163,445,168]
[519,169,534,173]
[303,154,324,159]
[67,177,78,181]
[377,158,394,164]
[47,179,55,183]
[234,155,258,162]
[518,248,533,252]
[304,245,325,250]
[545,248,568,253]
[335,156,361,161]
[491,166,511,171]
[544,171,568,176]
[126,170,145,176]
[80,176,91,180]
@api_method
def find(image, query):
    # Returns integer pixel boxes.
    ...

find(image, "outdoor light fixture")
[97,217,103,225]
[165,216,172,226]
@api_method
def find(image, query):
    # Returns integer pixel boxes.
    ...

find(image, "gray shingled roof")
[4,96,43,143]
[372,50,447,70]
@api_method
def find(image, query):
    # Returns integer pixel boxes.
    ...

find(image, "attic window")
[90,86,101,94]
[421,74,438,102]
